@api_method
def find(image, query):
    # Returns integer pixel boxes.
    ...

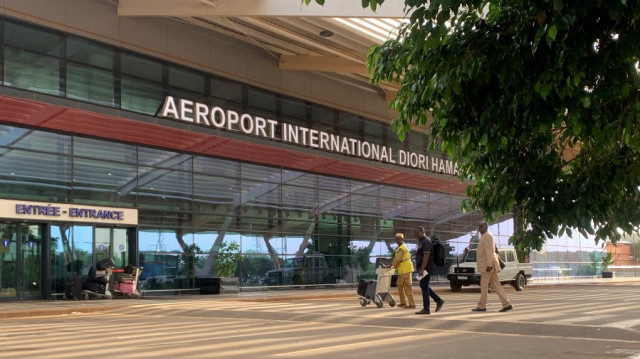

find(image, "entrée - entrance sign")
[0,199,138,225]
[160,96,459,176]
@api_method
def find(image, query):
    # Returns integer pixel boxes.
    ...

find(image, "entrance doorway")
[50,224,135,297]
[0,223,43,300]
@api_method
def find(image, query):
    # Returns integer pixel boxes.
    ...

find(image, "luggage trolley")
[81,258,115,300]
[112,265,143,298]
[356,266,396,308]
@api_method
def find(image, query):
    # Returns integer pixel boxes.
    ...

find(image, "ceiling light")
[319,29,334,37]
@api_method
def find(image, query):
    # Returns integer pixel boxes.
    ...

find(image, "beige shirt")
[477,231,499,273]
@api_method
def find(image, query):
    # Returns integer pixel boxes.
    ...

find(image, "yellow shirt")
[392,243,414,275]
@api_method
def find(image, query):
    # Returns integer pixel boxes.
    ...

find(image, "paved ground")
[0,278,639,358]
[0,276,638,319]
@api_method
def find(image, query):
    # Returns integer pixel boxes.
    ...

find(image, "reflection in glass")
[67,63,115,106]
[4,47,60,95]
[49,224,93,295]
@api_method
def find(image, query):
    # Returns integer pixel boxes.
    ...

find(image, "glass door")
[50,225,131,296]
[50,224,93,295]
[0,223,43,299]
[95,227,129,268]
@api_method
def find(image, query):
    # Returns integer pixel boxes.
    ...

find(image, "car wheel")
[513,273,526,291]
[450,281,462,292]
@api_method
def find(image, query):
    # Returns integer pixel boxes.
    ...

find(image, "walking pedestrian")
[414,226,444,315]
[471,221,514,312]
[391,233,415,309]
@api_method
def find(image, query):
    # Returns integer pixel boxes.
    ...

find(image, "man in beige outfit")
[471,221,513,312]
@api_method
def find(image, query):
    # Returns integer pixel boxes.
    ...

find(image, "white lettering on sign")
[159,96,459,176]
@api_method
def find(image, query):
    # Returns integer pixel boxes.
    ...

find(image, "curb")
[0,305,111,319]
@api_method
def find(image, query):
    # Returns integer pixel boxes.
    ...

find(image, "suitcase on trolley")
[356,279,377,299]
[65,277,83,300]
[96,257,115,270]
[356,268,396,308]
[364,280,377,300]
[356,279,368,297]
[119,280,135,295]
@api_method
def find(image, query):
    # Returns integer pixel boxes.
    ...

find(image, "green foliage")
[575,264,596,277]
[180,243,201,279]
[601,252,614,271]
[351,246,374,270]
[360,0,640,251]
[239,252,273,278]
[306,0,384,11]
[215,241,242,277]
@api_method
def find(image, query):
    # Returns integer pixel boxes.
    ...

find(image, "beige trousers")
[396,272,415,306]
[478,268,510,309]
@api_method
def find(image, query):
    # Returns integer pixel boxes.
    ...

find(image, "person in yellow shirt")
[391,233,415,309]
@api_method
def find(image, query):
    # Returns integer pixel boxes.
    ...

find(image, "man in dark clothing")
[414,226,445,315]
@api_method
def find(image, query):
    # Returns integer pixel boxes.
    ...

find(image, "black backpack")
[431,238,446,267]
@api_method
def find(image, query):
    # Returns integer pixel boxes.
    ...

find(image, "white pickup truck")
[446,248,533,292]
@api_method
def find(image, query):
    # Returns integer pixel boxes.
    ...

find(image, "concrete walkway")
[1,276,638,319]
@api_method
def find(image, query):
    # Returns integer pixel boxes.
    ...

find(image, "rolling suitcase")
[364,280,377,300]
[357,279,368,297]
[65,277,83,300]
[96,258,115,270]
[119,280,135,294]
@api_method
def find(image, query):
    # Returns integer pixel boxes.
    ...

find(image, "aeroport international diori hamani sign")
[160,96,459,176]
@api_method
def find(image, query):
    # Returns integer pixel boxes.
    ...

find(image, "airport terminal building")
[0,1,630,300]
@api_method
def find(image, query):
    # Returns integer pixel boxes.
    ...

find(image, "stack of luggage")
[82,257,115,298]
[113,264,143,297]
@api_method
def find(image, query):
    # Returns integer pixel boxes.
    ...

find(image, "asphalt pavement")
[1,276,638,319]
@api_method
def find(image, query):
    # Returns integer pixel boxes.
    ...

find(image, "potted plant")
[214,241,242,293]
[601,252,614,278]
[196,241,242,294]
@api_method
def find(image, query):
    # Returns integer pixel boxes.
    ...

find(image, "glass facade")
[0,124,480,291]
[0,17,405,148]
[0,16,636,299]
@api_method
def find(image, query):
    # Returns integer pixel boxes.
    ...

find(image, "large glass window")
[1,15,441,165]
[281,96,309,127]
[3,47,60,95]
[339,112,363,141]
[3,21,61,95]
[73,138,137,206]
[0,128,71,202]
[66,38,115,106]
[168,64,204,103]
[210,76,243,110]
[120,53,163,114]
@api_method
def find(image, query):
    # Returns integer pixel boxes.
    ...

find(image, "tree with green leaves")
[215,241,242,277]
[307,0,640,253]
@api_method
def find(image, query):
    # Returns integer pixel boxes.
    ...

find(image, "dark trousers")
[419,273,442,312]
